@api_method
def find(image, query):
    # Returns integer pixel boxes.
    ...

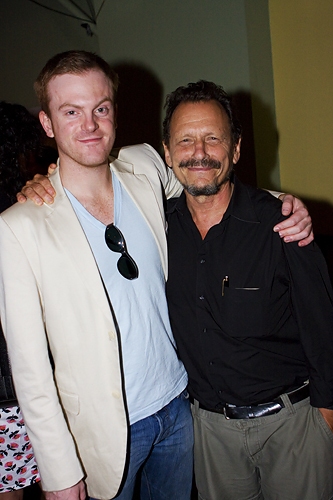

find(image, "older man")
[163,80,333,500]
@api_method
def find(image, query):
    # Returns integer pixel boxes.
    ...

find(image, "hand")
[273,193,314,246]
[44,480,86,500]
[16,164,57,205]
[319,408,333,432]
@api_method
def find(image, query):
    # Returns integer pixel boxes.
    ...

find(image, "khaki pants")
[192,396,333,500]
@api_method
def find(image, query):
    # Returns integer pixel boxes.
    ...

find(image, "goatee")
[179,158,233,197]
[185,183,222,197]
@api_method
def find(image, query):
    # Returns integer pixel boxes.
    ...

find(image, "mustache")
[179,158,221,169]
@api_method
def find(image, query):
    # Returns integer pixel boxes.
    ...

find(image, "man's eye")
[66,110,76,116]
[96,107,108,114]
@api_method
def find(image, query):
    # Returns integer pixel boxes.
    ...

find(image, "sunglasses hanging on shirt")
[105,223,139,280]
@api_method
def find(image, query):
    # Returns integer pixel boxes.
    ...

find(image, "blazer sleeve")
[142,143,183,199]
[0,216,84,491]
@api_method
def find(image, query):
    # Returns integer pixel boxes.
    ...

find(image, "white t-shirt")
[66,172,187,424]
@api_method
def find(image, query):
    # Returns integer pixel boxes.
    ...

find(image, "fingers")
[18,174,56,206]
[16,192,29,204]
[274,207,310,230]
[297,232,314,247]
[279,193,294,216]
[78,481,87,500]
[274,193,313,246]
[279,193,308,219]
[48,163,57,175]
[318,408,333,432]
[44,481,86,500]
[281,225,314,244]
[274,214,313,244]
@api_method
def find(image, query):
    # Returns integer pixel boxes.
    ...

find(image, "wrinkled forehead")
[170,100,232,136]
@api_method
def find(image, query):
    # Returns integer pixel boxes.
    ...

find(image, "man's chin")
[181,169,233,197]
[184,183,221,197]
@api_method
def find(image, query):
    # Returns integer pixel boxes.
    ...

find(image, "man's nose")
[193,139,207,159]
[82,113,98,132]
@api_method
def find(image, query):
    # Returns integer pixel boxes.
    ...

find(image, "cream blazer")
[0,144,182,499]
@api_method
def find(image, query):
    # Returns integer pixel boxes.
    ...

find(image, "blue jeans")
[115,390,193,500]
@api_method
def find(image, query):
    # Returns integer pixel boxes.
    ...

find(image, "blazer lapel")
[110,157,168,278]
[45,168,113,323]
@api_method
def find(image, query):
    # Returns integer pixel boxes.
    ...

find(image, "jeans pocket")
[179,389,189,401]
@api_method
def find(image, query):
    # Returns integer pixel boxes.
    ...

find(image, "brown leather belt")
[190,383,309,419]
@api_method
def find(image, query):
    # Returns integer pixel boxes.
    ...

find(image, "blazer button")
[108,330,116,340]
[112,390,121,399]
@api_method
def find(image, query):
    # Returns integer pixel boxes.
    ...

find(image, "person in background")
[0,101,55,500]
[0,102,57,211]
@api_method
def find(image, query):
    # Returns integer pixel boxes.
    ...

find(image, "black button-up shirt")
[166,176,333,409]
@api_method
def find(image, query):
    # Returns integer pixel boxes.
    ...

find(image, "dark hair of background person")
[34,50,119,115]
[0,101,57,211]
[162,80,242,148]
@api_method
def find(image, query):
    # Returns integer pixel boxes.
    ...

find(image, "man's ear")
[162,142,172,168]
[39,111,54,138]
[233,138,241,165]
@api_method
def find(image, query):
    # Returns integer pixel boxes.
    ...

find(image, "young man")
[163,80,333,500]
[0,51,193,500]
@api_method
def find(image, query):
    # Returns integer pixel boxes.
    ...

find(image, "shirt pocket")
[221,286,269,337]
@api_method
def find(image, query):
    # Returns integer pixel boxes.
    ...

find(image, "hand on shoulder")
[17,164,57,205]
[274,193,313,246]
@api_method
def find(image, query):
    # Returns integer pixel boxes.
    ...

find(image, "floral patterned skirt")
[0,406,40,492]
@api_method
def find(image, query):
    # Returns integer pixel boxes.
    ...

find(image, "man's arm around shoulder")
[119,143,183,199]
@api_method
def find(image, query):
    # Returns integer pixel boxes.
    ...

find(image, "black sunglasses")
[105,223,139,280]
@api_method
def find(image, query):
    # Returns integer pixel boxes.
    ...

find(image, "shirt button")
[199,295,205,300]
[209,361,214,366]
[203,328,207,333]
[200,259,206,264]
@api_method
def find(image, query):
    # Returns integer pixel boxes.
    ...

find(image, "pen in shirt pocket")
[222,276,229,296]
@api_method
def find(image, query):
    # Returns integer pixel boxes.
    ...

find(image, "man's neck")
[185,181,233,239]
[59,159,114,225]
